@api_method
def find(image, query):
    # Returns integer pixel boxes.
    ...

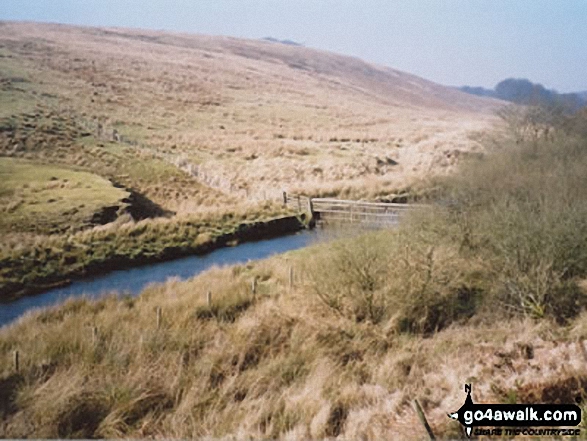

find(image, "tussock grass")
[1,22,587,438]
[0,21,497,207]
[1,257,586,438]
[2,112,587,438]
[0,202,296,300]
[0,21,497,306]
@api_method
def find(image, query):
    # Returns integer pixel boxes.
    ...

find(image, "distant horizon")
[1,1,586,93]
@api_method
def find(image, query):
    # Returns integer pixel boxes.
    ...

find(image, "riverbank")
[1,227,586,439]
[0,227,322,328]
[0,209,306,301]
[2,108,587,439]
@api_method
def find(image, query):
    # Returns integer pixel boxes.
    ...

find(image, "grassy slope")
[0,21,500,204]
[0,21,501,300]
[0,237,585,439]
[0,107,237,217]
[1,114,587,439]
[0,158,129,234]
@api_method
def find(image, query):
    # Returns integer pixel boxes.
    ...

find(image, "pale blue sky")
[1,0,585,92]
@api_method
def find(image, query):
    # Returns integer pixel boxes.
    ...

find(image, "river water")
[0,229,326,328]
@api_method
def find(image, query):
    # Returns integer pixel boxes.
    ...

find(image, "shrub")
[307,229,484,333]
[310,107,587,329]
[307,232,393,324]
[434,108,587,322]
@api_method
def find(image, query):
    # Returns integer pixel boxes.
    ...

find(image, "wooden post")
[412,399,436,441]
[289,267,294,289]
[92,326,98,345]
[13,350,19,373]
[282,191,287,206]
[206,291,212,307]
[156,307,162,329]
[251,277,258,296]
[307,197,313,216]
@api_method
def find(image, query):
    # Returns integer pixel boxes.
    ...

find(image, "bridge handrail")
[315,209,404,218]
[311,198,426,209]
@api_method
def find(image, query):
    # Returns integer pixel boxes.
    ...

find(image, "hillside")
[2,21,587,440]
[0,21,501,209]
[2,108,587,438]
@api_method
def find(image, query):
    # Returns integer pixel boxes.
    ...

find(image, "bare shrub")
[308,232,393,324]
[307,228,483,333]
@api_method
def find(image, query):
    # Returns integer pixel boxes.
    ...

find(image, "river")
[0,229,327,328]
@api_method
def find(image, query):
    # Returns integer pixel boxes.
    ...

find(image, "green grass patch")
[0,158,129,234]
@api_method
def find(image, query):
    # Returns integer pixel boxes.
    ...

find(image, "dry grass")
[0,243,585,439]
[0,21,500,206]
[5,22,586,440]
[0,21,502,300]
[0,201,296,300]
[3,107,587,439]
[0,108,237,217]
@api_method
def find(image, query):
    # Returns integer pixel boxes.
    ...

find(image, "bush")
[310,106,587,330]
[436,108,587,323]
[307,232,393,324]
[307,228,484,333]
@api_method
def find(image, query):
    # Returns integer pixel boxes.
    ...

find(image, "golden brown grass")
[3,106,587,439]
[0,20,505,302]
[1,238,585,439]
[0,21,501,207]
[0,200,297,300]
[0,21,503,301]
[6,22,587,440]
[0,108,237,217]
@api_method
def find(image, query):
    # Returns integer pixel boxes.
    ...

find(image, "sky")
[1,0,586,93]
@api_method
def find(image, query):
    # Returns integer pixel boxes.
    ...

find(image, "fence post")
[282,191,287,206]
[92,326,98,345]
[289,267,294,289]
[13,350,19,373]
[207,291,212,307]
[412,399,436,440]
[156,307,162,329]
[307,197,313,216]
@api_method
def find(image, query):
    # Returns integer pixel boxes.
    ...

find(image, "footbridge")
[283,193,422,225]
